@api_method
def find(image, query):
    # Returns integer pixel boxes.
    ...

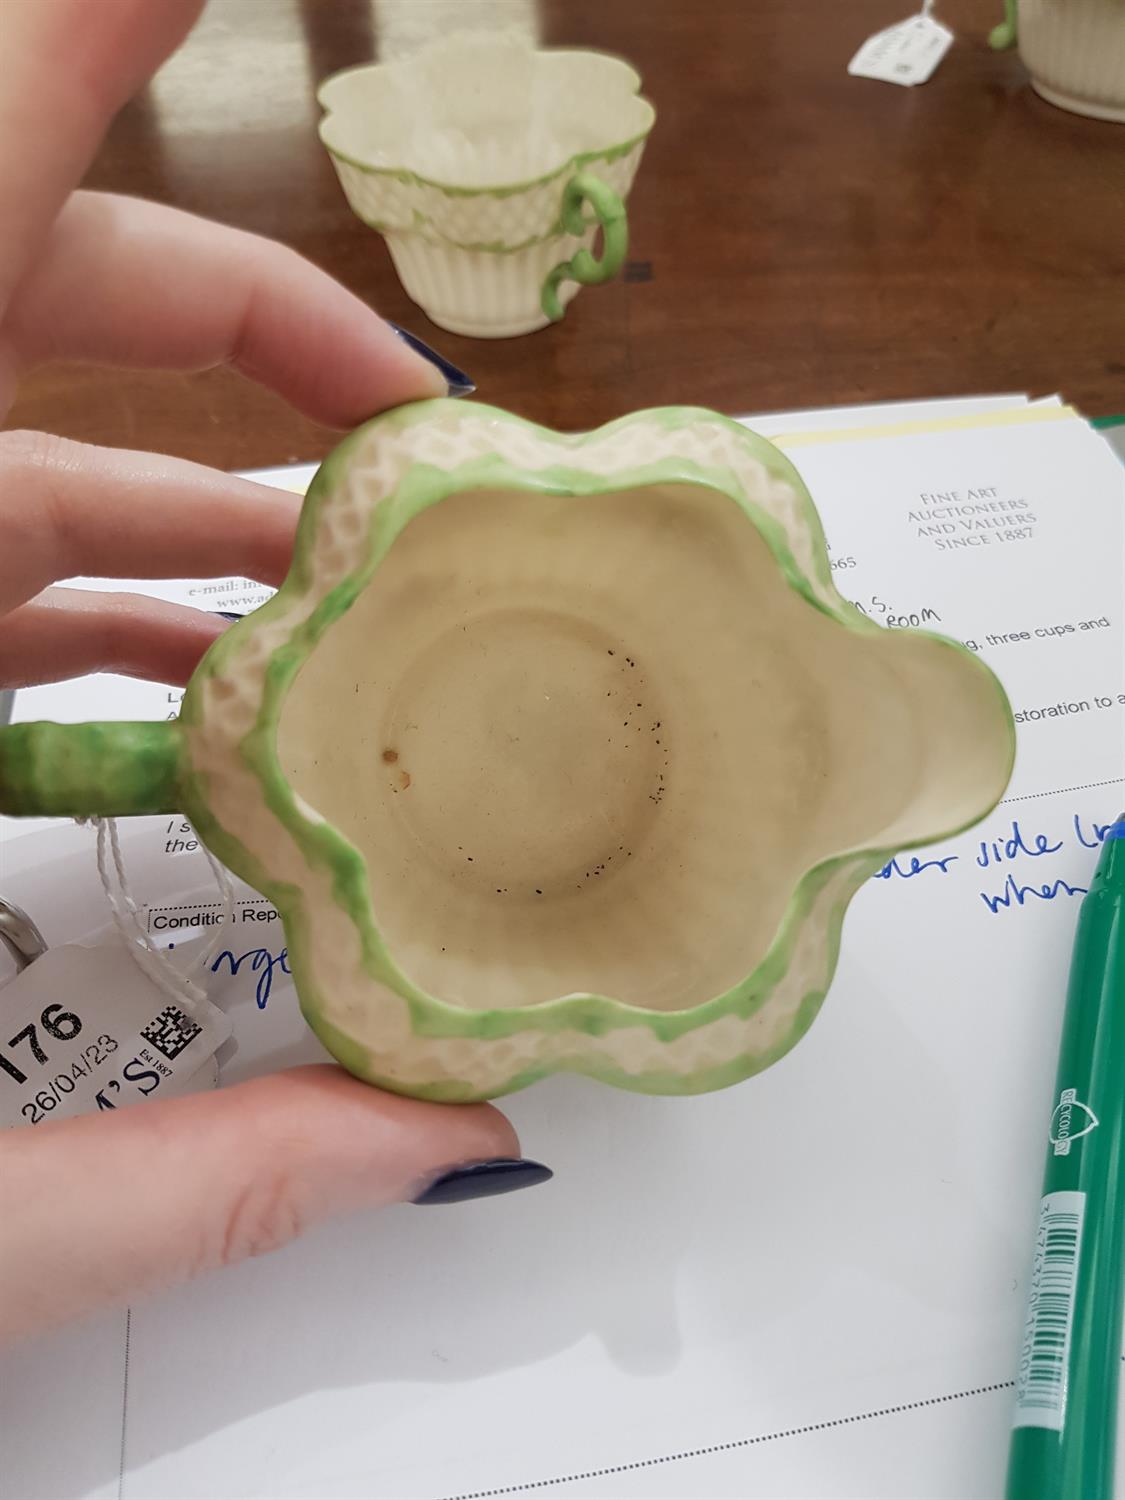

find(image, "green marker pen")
[1006,815,1125,1500]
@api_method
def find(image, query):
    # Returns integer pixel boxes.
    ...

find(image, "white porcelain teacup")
[318,34,655,338]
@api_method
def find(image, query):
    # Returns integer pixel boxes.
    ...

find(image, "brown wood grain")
[5,0,1124,471]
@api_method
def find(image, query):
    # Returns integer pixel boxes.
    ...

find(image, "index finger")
[0,0,205,310]
[0,430,301,613]
[6,194,452,430]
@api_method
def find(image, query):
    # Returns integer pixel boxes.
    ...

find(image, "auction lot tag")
[848,13,953,86]
[0,942,230,1130]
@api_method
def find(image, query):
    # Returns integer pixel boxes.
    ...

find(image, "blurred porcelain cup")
[317,34,655,338]
[993,0,1125,121]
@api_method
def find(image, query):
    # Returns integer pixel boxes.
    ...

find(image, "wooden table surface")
[5,0,1125,471]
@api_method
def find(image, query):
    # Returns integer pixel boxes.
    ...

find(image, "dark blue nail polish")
[388,322,475,397]
[210,611,244,623]
[413,1157,552,1206]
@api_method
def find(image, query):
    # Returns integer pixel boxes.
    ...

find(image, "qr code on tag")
[141,1005,202,1061]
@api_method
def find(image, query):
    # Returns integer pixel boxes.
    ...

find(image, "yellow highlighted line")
[770,404,1077,450]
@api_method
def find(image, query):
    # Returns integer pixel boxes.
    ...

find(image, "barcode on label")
[1013,1190,1085,1430]
[140,1004,202,1062]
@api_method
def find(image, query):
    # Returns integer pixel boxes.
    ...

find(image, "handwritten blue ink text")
[979,875,1088,915]
[975,820,1063,869]
[211,946,291,1009]
[874,854,959,880]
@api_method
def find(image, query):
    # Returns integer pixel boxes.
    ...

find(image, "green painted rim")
[322,134,651,254]
[320,125,652,202]
[170,401,1017,1094]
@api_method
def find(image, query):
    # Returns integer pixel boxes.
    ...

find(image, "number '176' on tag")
[0,942,230,1130]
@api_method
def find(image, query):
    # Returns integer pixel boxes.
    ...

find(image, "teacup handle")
[541,171,628,323]
[0,720,184,817]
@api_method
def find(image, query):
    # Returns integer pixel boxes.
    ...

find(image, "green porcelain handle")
[541,171,629,323]
[0,720,184,818]
[990,0,1018,48]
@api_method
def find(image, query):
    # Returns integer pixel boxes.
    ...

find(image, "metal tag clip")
[0,898,48,972]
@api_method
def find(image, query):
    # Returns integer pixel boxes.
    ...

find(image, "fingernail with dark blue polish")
[210,611,244,623]
[389,322,476,398]
[413,1158,552,1206]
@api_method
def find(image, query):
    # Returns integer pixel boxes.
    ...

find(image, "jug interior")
[278,482,1001,1012]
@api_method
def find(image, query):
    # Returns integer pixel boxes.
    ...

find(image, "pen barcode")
[1012,1190,1086,1430]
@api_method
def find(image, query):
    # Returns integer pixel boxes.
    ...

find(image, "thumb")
[0,1065,548,1342]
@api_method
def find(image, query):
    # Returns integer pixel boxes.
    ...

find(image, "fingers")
[0,1066,523,1342]
[0,588,229,689]
[0,430,300,613]
[0,0,206,310]
[4,193,447,425]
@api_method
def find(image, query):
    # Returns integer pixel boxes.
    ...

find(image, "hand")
[0,0,543,1345]
[0,0,451,690]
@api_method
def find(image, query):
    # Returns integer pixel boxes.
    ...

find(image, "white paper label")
[1012,1191,1086,1430]
[0,941,231,1130]
[848,14,953,86]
